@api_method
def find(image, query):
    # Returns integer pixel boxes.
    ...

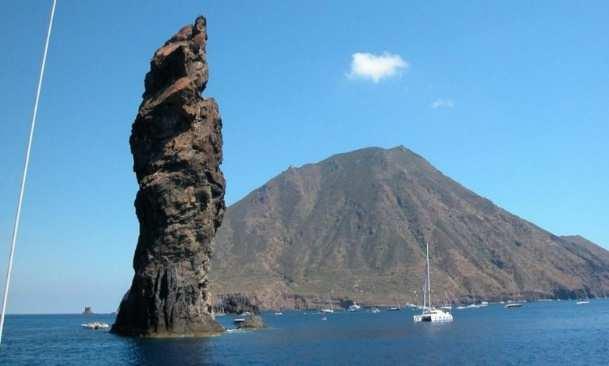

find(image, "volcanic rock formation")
[211,146,609,309]
[112,16,225,337]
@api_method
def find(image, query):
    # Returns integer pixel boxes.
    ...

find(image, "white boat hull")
[347,304,361,312]
[413,308,453,323]
[81,322,110,330]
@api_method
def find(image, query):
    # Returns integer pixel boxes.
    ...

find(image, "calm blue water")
[2,300,609,365]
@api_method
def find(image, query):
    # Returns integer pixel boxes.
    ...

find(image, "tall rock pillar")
[112,16,225,337]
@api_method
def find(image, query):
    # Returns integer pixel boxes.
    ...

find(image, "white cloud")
[431,98,455,109]
[348,52,408,83]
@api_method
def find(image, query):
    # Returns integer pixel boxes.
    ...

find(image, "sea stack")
[112,16,225,337]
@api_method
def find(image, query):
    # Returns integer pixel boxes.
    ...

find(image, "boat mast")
[426,241,432,308]
[422,282,427,309]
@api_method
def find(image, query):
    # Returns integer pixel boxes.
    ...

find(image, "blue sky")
[0,1,607,313]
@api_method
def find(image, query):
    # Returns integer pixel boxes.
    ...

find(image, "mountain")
[210,146,609,309]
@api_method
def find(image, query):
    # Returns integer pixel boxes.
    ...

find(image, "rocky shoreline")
[213,290,602,312]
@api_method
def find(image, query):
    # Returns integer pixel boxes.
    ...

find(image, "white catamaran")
[413,242,454,323]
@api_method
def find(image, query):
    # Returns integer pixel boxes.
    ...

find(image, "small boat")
[455,305,467,310]
[413,308,454,322]
[274,312,284,315]
[348,303,361,312]
[370,307,381,313]
[413,242,453,323]
[576,300,590,305]
[81,321,110,330]
[321,295,335,313]
[505,303,523,309]
[388,306,401,311]
[233,318,246,325]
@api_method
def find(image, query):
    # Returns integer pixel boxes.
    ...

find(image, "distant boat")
[388,298,402,311]
[274,312,284,315]
[233,318,246,325]
[464,297,487,309]
[505,303,523,309]
[347,302,361,312]
[576,300,590,305]
[321,295,335,313]
[81,322,109,330]
[413,242,454,323]
[370,307,381,314]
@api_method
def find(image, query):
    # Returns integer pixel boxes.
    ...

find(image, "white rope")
[0,0,57,345]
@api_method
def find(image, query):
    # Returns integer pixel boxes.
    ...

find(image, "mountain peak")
[322,145,421,161]
[211,147,609,309]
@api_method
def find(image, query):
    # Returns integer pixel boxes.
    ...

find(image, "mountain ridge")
[210,146,609,309]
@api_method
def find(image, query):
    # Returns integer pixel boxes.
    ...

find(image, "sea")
[2,299,609,365]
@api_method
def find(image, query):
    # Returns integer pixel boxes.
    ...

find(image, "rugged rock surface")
[112,16,225,337]
[213,293,261,314]
[211,146,609,308]
[237,315,265,330]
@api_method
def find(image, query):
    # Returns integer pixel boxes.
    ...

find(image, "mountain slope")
[210,146,609,308]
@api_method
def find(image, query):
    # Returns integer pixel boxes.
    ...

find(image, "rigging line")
[426,241,432,308]
[0,0,57,345]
